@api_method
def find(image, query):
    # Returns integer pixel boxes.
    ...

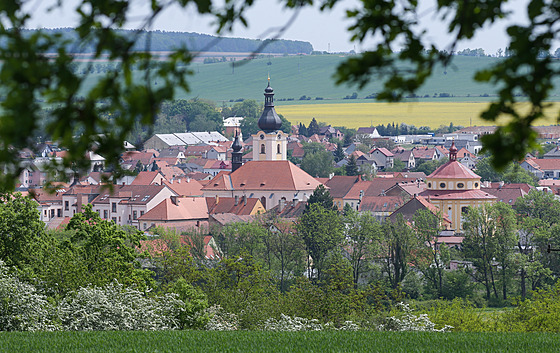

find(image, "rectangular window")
[112,203,117,212]
[140,211,144,216]
[104,210,108,219]
[133,210,137,220]
[64,201,69,211]
[112,217,117,223]
[57,209,62,217]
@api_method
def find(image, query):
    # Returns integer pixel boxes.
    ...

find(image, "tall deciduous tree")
[381,214,418,289]
[65,205,153,289]
[297,203,343,282]
[343,209,381,286]
[0,193,46,273]
[412,209,447,298]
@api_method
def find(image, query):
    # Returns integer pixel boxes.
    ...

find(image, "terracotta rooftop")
[163,178,203,197]
[202,161,322,192]
[138,197,208,221]
[324,175,361,198]
[206,196,263,216]
[131,171,166,186]
[359,195,406,213]
[428,160,480,179]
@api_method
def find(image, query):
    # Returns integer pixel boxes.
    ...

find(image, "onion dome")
[257,78,282,132]
[232,131,242,152]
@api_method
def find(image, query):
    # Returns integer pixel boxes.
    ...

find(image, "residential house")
[137,196,208,231]
[370,148,394,170]
[324,175,362,210]
[356,127,381,139]
[359,195,407,222]
[520,158,560,179]
[392,149,416,169]
[318,125,344,141]
[130,171,167,186]
[91,184,177,229]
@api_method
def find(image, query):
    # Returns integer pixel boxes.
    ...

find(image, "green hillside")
[157,54,560,104]
[77,54,560,104]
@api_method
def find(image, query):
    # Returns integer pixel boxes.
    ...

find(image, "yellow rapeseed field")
[276,102,560,129]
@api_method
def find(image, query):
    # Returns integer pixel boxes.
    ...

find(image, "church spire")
[231,130,243,172]
[449,139,458,161]
[257,77,282,132]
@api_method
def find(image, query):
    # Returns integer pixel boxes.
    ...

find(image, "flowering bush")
[204,305,239,331]
[0,261,56,331]
[380,303,452,332]
[263,314,360,331]
[56,281,185,331]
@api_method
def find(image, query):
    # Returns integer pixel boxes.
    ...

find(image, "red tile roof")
[163,179,203,197]
[206,196,263,215]
[428,161,480,179]
[324,175,361,198]
[202,161,322,192]
[138,197,208,221]
[131,171,166,186]
[359,195,406,213]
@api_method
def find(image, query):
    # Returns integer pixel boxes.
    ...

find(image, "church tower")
[252,78,287,161]
[231,130,243,172]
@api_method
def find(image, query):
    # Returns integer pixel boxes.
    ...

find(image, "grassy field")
[1,331,559,352]
[276,101,560,129]
[80,54,560,103]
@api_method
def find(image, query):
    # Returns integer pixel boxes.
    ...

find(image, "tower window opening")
[261,144,265,154]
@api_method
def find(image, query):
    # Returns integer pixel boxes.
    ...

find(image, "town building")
[420,141,496,231]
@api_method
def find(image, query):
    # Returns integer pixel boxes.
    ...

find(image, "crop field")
[276,101,560,129]
[1,331,559,353]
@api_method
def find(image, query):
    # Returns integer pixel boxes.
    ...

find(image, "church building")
[202,80,321,210]
[420,141,496,231]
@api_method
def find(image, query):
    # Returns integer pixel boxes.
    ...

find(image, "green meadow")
[83,54,560,104]
[1,331,559,353]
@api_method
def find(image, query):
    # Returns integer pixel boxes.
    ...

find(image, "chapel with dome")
[251,78,287,161]
[419,140,496,231]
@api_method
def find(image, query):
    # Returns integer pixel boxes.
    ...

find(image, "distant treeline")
[16,28,313,55]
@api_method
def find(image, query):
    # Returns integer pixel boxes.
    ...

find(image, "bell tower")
[252,77,287,161]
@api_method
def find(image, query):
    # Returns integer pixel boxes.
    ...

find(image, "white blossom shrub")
[380,303,452,332]
[57,281,185,331]
[204,305,239,331]
[0,261,56,331]
[263,314,360,331]
[263,314,324,331]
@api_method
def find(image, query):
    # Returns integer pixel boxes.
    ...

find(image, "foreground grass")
[1,331,559,353]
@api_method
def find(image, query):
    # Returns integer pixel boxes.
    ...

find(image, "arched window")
[260,196,266,209]
[261,144,265,154]
[277,143,281,154]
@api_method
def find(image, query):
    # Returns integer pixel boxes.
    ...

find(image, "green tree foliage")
[414,159,446,176]
[345,154,359,176]
[297,204,343,282]
[462,203,517,301]
[412,209,447,298]
[65,205,153,290]
[381,215,418,289]
[334,142,345,163]
[306,185,337,212]
[343,209,382,286]
[300,142,334,178]
[160,99,223,132]
[475,157,538,185]
[307,118,320,137]
[385,158,406,172]
[0,193,46,273]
